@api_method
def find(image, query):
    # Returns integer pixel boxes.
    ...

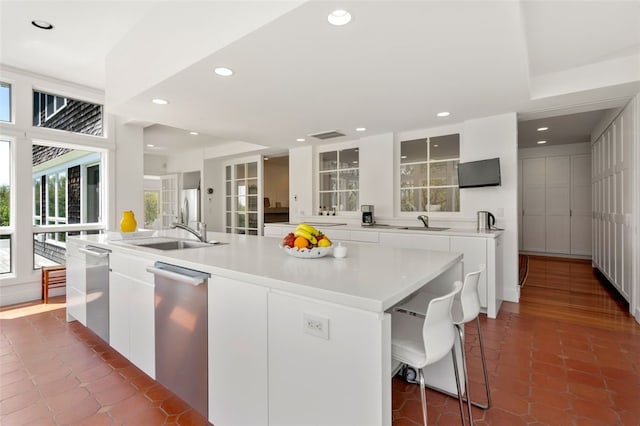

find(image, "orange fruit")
[294,236,309,249]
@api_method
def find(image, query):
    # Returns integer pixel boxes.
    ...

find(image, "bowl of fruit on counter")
[280,223,333,258]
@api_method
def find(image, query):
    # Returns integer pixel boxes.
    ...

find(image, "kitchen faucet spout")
[171,222,208,243]
[417,215,429,228]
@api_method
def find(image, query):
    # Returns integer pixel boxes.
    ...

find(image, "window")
[400,134,460,212]
[144,191,159,227]
[0,82,11,122]
[0,140,11,273]
[318,148,359,213]
[33,90,103,136]
[225,161,260,235]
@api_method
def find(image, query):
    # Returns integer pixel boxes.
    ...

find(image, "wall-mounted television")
[458,157,501,188]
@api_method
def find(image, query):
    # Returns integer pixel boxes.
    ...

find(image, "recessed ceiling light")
[189,131,199,136]
[264,157,269,161]
[352,160,358,164]
[214,67,234,77]
[32,20,54,30]
[401,155,407,159]
[146,144,155,148]
[537,140,547,144]
[436,111,450,117]
[355,127,366,132]
[151,98,168,105]
[433,144,439,148]
[537,127,549,131]
[296,138,305,142]
[328,9,351,26]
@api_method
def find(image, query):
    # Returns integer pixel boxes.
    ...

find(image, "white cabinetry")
[109,252,155,377]
[450,237,488,306]
[66,240,87,325]
[378,232,450,251]
[208,276,268,426]
[592,104,634,301]
[520,152,591,256]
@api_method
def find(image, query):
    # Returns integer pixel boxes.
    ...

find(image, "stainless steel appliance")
[147,262,210,418]
[361,204,375,226]
[477,211,496,231]
[180,188,200,227]
[80,246,110,342]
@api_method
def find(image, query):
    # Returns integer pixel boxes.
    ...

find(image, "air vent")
[309,130,346,140]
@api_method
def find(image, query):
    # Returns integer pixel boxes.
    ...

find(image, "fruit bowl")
[280,244,333,259]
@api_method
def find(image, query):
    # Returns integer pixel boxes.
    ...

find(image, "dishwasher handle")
[146,266,207,286]
[79,247,110,258]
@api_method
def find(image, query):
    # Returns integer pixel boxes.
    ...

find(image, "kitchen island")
[67,231,462,426]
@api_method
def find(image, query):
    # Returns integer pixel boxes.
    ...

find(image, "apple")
[282,232,295,248]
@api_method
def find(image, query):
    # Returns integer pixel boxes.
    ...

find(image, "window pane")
[338,191,359,212]
[236,213,246,228]
[320,151,337,171]
[48,175,56,217]
[430,134,459,161]
[401,188,428,212]
[339,148,358,169]
[226,197,231,211]
[0,82,11,122]
[247,162,257,178]
[34,179,41,218]
[0,141,10,226]
[247,179,258,195]
[248,213,258,229]
[32,90,104,136]
[33,232,66,269]
[247,196,258,211]
[57,172,66,218]
[401,139,427,163]
[319,172,337,191]
[144,191,159,227]
[235,164,245,179]
[339,169,359,190]
[319,192,337,210]
[400,164,427,188]
[225,165,231,180]
[0,235,10,274]
[226,181,231,194]
[429,161,459,186]
[430,187,460,212]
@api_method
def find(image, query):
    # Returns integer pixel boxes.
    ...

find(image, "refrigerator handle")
[182,197,189,225]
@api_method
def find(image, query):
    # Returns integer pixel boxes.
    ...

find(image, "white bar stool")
[391,280,466,426]
[396,265,491,424]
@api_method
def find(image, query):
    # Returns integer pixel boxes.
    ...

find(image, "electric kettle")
[477,211,496,231]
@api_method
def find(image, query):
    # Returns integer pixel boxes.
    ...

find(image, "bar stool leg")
[418,368,428,426]
[476,316,491,409]
[456,324,474,424]
[451,347,468,426]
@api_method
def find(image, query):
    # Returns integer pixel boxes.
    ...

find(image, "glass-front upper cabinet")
[225,159,261,235]
[400,133,460,213]
[318,147,359,213]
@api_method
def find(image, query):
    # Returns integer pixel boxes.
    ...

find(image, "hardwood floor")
[506,255,640,335]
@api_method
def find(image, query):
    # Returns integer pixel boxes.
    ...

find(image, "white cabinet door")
[129,278,155,378]
[209,276,268,426]
[108,271,130,358]
[450,237,487,308]
[379,232,449,251]
[546,156,571,254]
[66,246,87,325]
[522,158,546,251]
[571,155,592,255]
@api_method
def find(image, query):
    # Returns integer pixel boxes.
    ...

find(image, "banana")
[294,229,317,245]
[296,223,320,237]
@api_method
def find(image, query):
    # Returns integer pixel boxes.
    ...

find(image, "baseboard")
[519,251,591,260]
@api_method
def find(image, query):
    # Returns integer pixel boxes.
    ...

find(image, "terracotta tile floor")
[1,256,639,425]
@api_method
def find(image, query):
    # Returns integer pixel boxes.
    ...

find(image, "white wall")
[360,133,394,219]
[114,119,144,227]
[462,113,519,303]
[289,146,313,222]
[144,153,167,175]
[202,157,225,232]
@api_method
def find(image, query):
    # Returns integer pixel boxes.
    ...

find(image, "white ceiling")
[1,1,639,154]
[518,109,610,149]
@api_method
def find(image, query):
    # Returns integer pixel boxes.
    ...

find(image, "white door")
[570,155,592,255]
[522,158,546,252]
[160,174,179,229]
[546,156,571,254]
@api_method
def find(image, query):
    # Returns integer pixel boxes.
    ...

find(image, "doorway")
[263,155,289,224]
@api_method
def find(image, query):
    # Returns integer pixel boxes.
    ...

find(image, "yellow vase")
[120,210,137,233]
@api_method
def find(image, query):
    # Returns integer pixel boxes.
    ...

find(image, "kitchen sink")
[396,226,450,231]
[123,238,220,251]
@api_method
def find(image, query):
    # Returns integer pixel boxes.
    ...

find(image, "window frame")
[0,138,14,274]
[0,81,12,124]
[316,142,360,215]
[396,130,463,217]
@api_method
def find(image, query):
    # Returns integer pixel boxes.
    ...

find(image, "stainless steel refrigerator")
[180,188,200,227]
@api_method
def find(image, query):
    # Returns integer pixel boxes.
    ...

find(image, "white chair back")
[422,280,462,365]
[452,265,485,325]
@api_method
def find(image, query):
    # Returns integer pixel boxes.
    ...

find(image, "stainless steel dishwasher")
[81,246,110,342]
[146,262,210,418]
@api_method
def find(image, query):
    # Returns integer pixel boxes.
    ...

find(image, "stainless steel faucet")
[171,222,208,243]
[417,215,429,228]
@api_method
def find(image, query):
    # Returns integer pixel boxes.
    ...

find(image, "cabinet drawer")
[110,252,155,285]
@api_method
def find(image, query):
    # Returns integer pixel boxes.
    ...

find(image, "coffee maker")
[361,205,375,226]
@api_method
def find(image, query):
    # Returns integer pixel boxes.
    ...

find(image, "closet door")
[522,158,546,252]
[570,155,592,255]
[546,156,571,254]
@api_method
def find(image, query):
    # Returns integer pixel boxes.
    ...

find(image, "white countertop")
[72,232,462,313]
[264,222,503,238]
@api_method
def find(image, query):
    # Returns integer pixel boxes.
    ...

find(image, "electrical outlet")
[303,313,329,340]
